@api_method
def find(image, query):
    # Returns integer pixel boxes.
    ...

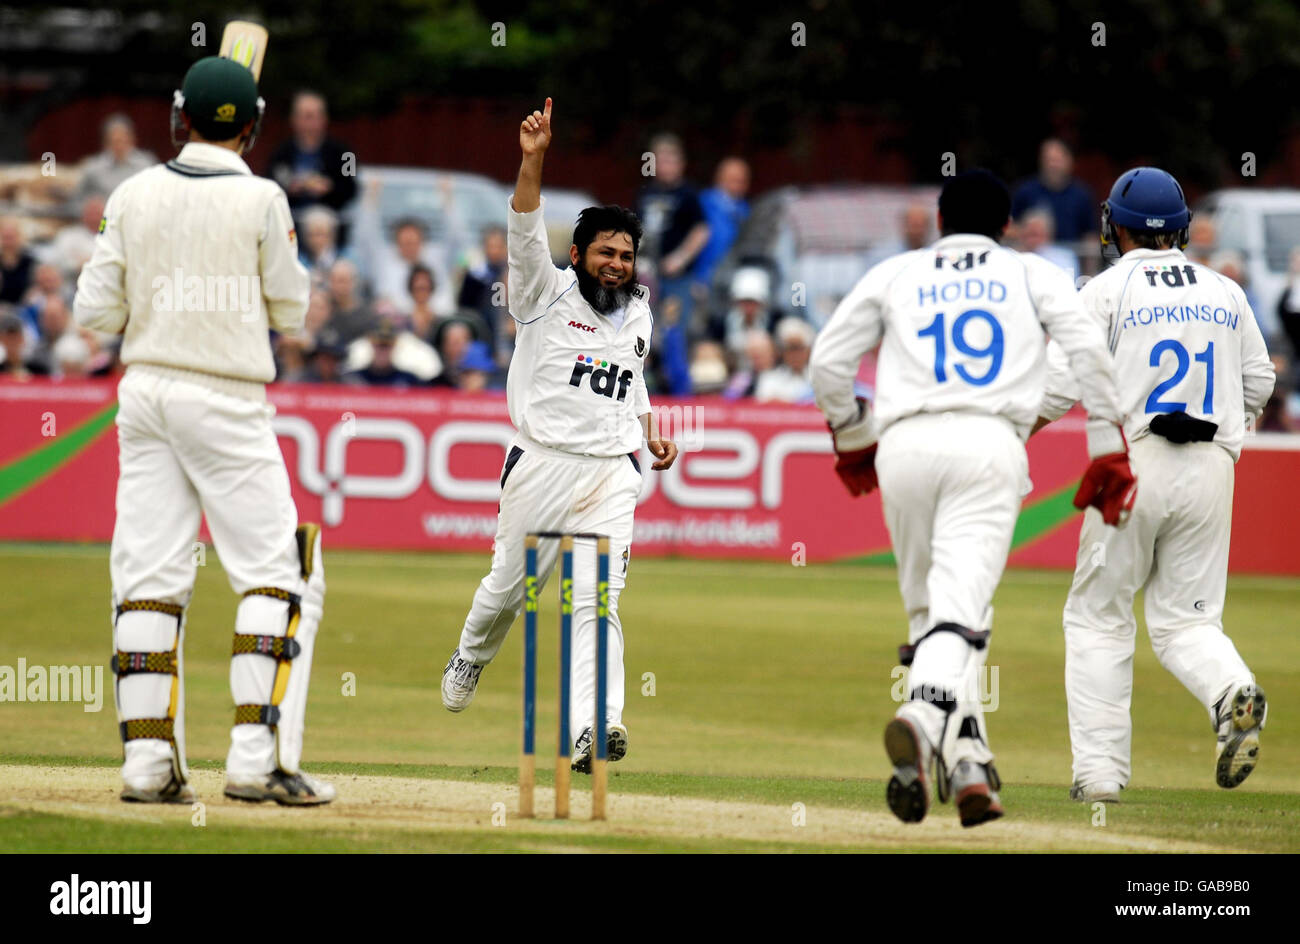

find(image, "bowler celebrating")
[811,170,1134,827]
[441,99,678,774]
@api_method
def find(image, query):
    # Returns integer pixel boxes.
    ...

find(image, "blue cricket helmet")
[1100,167,1191,260]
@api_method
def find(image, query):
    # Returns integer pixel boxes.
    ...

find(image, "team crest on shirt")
[634,336,646,357]
[97,217,106,234]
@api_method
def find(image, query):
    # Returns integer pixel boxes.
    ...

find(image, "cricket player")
[74,57,334,805]
[441,99,678,773]
[1035,167,1274,802]
[811,170,1135,827]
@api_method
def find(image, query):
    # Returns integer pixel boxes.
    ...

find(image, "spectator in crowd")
[454,340,500,392]
[323,259,376,344]
[693,157,752,291]
[299,205,354,291]
[1016,208,1078,280]
[343,320,423,387]
[723,328,778,400]
[52,331,91,379]
[303,288,332,341]
[77,114,156,199]
[689,340,729,394]
[1186,215,1217,266]
[1011,138,1096,244]
[713,265,781,364]
[637,133,710,329]
[19,264,72,337]
[0,217,37,305]
[866,202,934,267]
[346,301,443,383]
[304,327,348,383]
[1277,248,1300,389]
[0,309,31,380]
[26,294,72,375]
[408,265,442,342]
[1257,353,1293,432]
[1210,249,1260,314]
[432,318,474,388]
[754,316,816,403]
[457,224,509,344]
[265,91,358,227]
[43,194,105,281]
[366,217,457,317]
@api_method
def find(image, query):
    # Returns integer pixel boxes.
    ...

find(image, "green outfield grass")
[1,543,1296,852]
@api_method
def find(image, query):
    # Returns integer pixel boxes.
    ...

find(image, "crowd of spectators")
[0,108,1296,425]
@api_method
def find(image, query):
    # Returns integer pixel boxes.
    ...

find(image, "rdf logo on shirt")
[569,353,634,401]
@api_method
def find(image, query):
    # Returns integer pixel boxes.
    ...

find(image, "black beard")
[575,265,635,315]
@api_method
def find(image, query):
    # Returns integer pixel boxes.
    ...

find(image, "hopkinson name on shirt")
[1120,305,1241,333]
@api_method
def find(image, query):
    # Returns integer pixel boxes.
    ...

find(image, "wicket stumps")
[520,531,611,820]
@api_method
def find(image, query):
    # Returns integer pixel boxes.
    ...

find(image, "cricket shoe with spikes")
[949,761,1004,827]
[441,648,484,713]
[225,769,336,806]
[571,723,628,774]
[1215,683,1266,789]
[884,714,932,823]
[120,772,195,804]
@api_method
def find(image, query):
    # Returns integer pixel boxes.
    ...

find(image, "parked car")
[710,184,942,328]
[1195,189,1300,340]
[343,165,598,280]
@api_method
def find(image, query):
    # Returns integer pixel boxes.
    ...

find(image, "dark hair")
[407,264,435,296]
[1125,229,1178,250]
[938,169,1011,239]
[573,205,643,258]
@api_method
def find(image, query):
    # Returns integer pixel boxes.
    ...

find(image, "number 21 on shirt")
[917,308,1005,386]
[1146,339,1214,414]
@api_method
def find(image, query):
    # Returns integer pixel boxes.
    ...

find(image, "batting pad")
[113,602,189,786]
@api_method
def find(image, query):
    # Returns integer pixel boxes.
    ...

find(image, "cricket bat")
[219,21,269,81]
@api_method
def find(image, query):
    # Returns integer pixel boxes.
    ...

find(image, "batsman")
[441,99,678,773]
[74,52,334,805]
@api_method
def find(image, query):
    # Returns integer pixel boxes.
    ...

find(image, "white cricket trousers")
[1063,436,1253,788]
[111,365,303,785]
[457,434,640,743]
[875,413,1028,758]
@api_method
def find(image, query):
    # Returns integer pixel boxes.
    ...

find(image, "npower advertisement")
[2,379,1298,572]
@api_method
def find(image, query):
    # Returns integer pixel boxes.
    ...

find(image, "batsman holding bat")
[441,99,678,773]
[811,171,1134,827]
[74,49,334,805]
[1036,167,1275,802]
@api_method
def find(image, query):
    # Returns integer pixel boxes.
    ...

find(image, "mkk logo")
[570,354,634,401]
[568,320,597,333]
[1143,264,1198,288]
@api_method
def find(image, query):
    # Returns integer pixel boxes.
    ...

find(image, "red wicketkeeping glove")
[828,396,878,497]
[1074,421,1138,526]
[835,443,879,496]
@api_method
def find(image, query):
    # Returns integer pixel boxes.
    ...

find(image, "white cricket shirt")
[812,234,1123,439]
[74,142,309,388]
[1041,248,1275,460]
[505,197,652,457]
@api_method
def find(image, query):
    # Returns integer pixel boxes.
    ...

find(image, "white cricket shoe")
[949,760,1004,828]
[441,648,484,713]
[1070,781,1123,803]
[224,769,336,806]
[571,723,628,774]
[884,713,932,823]
[1216,683,1266,789]
[120,772,195,804]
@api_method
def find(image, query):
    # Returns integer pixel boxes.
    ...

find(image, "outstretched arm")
[512,97,551,213]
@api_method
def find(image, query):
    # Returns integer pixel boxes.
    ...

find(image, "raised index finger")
[543,97,552,120]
